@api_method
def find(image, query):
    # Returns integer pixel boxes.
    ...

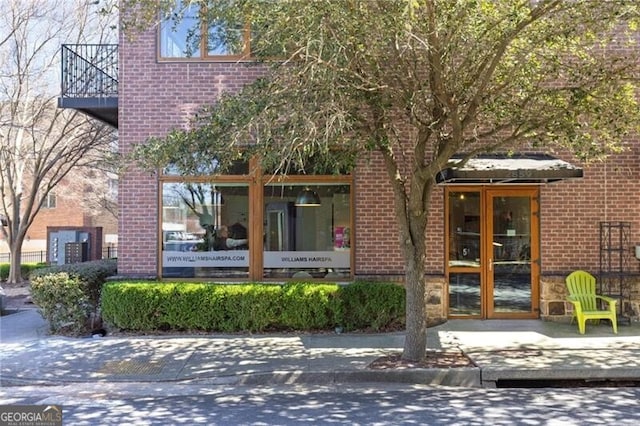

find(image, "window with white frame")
[42,192,56,209]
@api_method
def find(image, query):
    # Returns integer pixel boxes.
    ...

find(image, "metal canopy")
[436,153,584,185]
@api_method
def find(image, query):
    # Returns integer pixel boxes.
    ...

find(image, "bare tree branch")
[0,0,117,283]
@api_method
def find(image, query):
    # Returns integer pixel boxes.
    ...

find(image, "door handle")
[489,258,493,272]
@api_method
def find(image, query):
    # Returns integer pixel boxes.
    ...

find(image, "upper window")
[160,0,250,60]
[43,192,56,209]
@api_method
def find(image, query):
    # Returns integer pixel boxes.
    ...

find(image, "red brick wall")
[119,29,640,280]
[118,29,267,276]
[351,145,640,279]
[0,177,117,246]
[28,196,86,240]
[353,154,446,277]
[354,156,402,276]
[540,142,640,274]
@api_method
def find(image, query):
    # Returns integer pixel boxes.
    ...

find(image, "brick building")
[60,4,640,324]
[0,171,118,258]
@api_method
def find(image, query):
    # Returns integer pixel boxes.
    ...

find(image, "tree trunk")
[402,245,428,361]
[8,240,23,284]
[399,177,434,362]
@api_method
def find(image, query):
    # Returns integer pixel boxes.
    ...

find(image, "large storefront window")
[263,184,351,279]
[162,182,249,279]
[160,171,353,281]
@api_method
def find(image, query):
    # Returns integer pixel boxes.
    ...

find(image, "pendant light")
[295,187,321,207]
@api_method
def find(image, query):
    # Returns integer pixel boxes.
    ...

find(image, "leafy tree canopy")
[130,0,640,177]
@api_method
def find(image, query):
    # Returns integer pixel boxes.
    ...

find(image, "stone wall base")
[540,274,640,323]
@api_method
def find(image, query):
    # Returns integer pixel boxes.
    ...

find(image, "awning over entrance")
[436,153,583,185]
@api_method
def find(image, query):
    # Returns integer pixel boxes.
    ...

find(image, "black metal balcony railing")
[59,44,118,127]
[61,44,118,98]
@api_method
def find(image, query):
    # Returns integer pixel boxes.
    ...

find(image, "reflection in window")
[263,184,351,279]
[448,192,481,268]
[492,196,532,313]
[449,273,481,316]
[160,0,249,59]
[161,182,249,279]
[208,21,246,56]
[160,1,201,58]
[163,158,250,177]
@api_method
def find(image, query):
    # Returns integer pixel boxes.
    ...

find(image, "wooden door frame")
[484,187,540,319]
[445,186,540,319]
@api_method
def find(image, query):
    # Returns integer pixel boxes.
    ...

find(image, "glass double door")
[447,187,540,318]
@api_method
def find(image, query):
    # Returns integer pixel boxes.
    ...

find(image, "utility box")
[65,241,89,264]
[47,227,102,265]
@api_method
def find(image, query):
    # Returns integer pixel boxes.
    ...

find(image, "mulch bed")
[368,351,476,370]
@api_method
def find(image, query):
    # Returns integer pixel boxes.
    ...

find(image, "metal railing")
[61,44,118,98]
[0,246,118,264]
[0,251,47,264]
[103,245,118,260]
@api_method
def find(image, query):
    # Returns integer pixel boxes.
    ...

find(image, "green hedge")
[0,262,48,281]
[31,273,91,335]
[341,280,406,331]
[29,259,117,335]
[102,281,405,333]
[279,283,343,330]
[102,282,284,332]
[30,259,117,310]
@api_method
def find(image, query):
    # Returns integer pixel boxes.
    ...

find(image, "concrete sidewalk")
[2,308,640,388]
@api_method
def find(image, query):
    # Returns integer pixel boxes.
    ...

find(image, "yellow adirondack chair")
[565,270,618,334]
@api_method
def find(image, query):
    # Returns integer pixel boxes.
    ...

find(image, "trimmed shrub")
[100,282,166,330]
[340,280,405,331]
[102,282,284,332]
[214,284,282,332]
[28,259,117,335]
[0,262,48,281]
[31,259,117,312]
[101,280,404,334]
[30,272,90,335]
[280,283,342,330]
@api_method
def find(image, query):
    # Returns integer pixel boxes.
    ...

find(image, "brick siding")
[118,30,267,276]
[119,27,640,288]
[0,177,117,248]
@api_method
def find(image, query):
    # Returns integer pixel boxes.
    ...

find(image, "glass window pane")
[160,1,202,58]
[207,21,246,56]
[162,158,250,176]
[449,273,481,315]
[448,192,481,268]
[161,182,249,279]
[493,266,532,313]
[263,184,351,279]
[492,196,532,313]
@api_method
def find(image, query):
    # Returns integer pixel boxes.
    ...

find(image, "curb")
[481,366,640,383]
[0,367,482,388]
[233,369,481,387]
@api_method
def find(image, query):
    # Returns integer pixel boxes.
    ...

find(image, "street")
[2,382,640,425]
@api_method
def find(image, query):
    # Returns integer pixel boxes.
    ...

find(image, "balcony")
[58,44,118,128]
